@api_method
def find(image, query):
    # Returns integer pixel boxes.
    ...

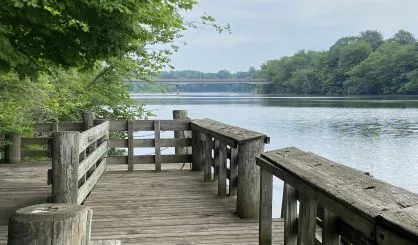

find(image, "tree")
[360,30,384,51]
[391,30,416,45]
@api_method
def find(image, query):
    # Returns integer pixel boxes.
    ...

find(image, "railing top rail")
[191,118,270,147]
[78,121,109,153]
[108,119,190,131]
[256,147,418,243]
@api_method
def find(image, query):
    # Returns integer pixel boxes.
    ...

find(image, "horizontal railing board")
[191,119,269,147]
[21,150,49,158]
[108,138,192,148]
[107,154,192,164]
[78,142,108,181]
[78,158,106,205]
[21,138,50,146]
[79,121,109,153]
[257,147,418,244]
[108,120,191,132]
[33,122,84,132]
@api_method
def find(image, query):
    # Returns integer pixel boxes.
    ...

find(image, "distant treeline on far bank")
[128,29,418,95]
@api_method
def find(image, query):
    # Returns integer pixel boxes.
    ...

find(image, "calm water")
[132,93,418,217]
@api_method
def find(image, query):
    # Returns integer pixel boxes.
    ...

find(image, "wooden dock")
[0,164,284,245]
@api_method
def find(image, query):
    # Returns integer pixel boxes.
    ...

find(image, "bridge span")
[131,78,272,85]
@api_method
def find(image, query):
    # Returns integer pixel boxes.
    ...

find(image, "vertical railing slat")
[204,134,212,181]
[323,209,340,245]
[128,120,134,172]
[298,193,317,245]
[217,141,227,196]
[154,120,161,172]
[229,146,238,196]
[284,184,298,245]
[259,168,273,245]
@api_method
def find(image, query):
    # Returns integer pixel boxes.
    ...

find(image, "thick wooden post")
[8,203,92,245]
[52,131,80,204]
[236,138,264,218]
[259,168,273,245]
[191,130,205,171]
[173,110,191,155]
[5,133,21,164]
[322,209,340,245]
[83,111,97,153]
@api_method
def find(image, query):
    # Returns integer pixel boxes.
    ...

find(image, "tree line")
[259,30,418,95]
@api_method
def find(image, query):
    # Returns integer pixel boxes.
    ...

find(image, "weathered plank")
[229,146,238,196]
[191,118,269,147]
[298,193,317,245]
[204,133,212,181]
[78,158,106,204]
[79,121,109,153]
[107,155,192,165]
[32,122,84,132]
[78,142,107,181]
[21,150,49,158]
[283,183,298,245]
[217,141,227,196]
[128,120,134,172]
[259,168,273,245]
[154,120,161,172]
[322,209,339,245]
[5,134,20,164]
[21,138,50,146]
[109,138,192,148]
[258,147,418,244]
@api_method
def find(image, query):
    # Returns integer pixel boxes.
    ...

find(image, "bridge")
[131,78,272,85]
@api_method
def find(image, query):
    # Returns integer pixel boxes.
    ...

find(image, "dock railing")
[256,147,418,245]
[51,112,109,204]
[191,118,270,218]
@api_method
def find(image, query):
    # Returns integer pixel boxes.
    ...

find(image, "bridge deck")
[0,164,284,244]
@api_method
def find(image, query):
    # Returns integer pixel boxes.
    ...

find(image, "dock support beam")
[236,138,264,218]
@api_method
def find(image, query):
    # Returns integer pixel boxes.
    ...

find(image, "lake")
[132,93,418,217]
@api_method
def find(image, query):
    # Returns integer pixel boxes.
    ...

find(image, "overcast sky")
[166,0,418,73]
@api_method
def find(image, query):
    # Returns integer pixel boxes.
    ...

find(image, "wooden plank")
[283,183,298,245]
[259,168,273,245]
[79,121,109,153]
[109,138,192,148]
[130,120,191,131]
[191,118,268,147]
[90,241,121,245]
[217,141,227,196]
[106,155,192,165]
[78,142,107,181]
[154,121,161,171]
[77,158,106,204]
[298,193,317,245]
[128,120,134,172]
[21,138,49,146]
[322,208,339,245]
[204,133,212,181]
[21,150,49,158]
[229,146,238,196]
[59,122,84,131]
[259,147,418,242]
[109,120,128,131]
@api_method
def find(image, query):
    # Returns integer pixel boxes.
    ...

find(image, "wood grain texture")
[78,159,107,204]
[79,121,109,153]
[259,168,273,245]
[191,119,269,147]
[128,120,134,172]
[298,193,317,245]
[82,164,285,245]
[217,141,227,196]
[8,203,92,245]
[154,120,161,172]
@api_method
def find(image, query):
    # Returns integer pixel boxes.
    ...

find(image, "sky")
[167,0,418,72]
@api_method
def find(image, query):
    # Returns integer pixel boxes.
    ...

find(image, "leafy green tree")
[391,30,416,45]
[360,30,384,51]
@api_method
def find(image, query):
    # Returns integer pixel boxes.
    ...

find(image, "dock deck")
[0,164,284,245]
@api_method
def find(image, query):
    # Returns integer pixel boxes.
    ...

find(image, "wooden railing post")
[128,120,134,172]
[191,130,205,171]
[5,133,21,164]
[236,138,264,218]
[259,168,273,245]
[203,134,212,181]
[154,120,161,171]
[52,131,80,204]
[298,193,317,245]
[216,140,227,196]
[323,209,340,245]
[173,110,191,155]
[284,184,298,245]
[229,146,238,196]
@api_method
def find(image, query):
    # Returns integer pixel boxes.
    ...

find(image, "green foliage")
[260,29,418,96]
